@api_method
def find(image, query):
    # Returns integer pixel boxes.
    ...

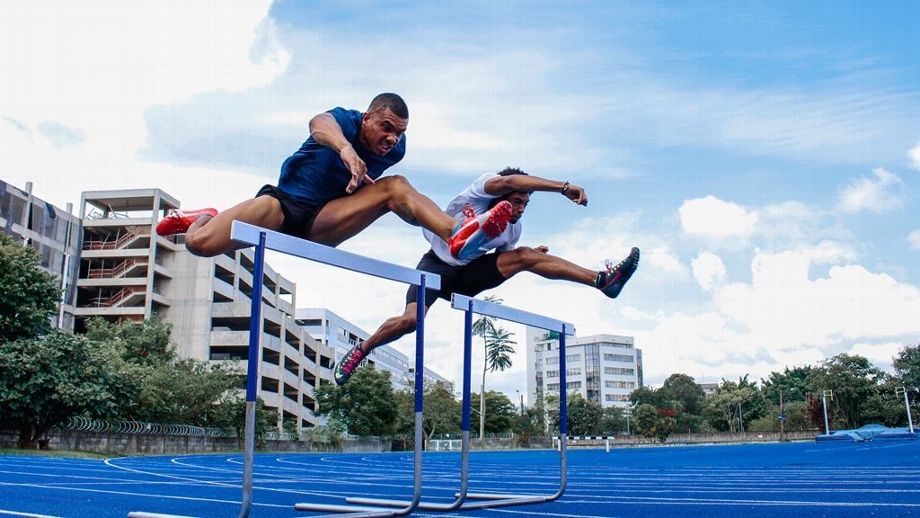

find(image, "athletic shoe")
[155,208,218,236]
[595,247,640,299]
[448,200,513,260]
[334,343,367,385]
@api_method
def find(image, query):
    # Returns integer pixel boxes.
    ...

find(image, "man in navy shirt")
[157,93,512,260]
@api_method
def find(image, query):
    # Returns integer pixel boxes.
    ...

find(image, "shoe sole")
[450,201,512,260]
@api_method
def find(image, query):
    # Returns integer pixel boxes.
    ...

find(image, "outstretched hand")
[341,146,375,193]
[564,183,588,206]
[535,245,550,254]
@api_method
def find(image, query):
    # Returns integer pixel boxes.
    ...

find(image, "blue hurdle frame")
[129,221,441,518]
[349,293,575,512]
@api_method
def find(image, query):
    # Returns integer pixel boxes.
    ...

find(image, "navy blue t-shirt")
[277,107,406,206]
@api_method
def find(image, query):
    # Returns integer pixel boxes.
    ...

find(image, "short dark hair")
[368,93,409,119]
[497,167,527,177]
[490,167,530,208]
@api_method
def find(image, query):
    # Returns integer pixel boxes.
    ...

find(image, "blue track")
[1,440,918,517]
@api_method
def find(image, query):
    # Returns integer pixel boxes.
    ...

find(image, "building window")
[604,367,635,375]
[604,353,634,362]
[605,394,631,402]
[546,370,559,378]
[566,354,581,364]
[547,383,560,391]
[605,380,636,389]
[565,381,582,390]
[545,356,558,365]
[566,367,582,376]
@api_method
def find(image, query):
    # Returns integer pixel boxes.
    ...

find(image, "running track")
[1,440,918,517]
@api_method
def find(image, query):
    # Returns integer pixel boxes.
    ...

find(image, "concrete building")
[296,307,449,390]
[0,180,82,330]
[526,328,643,409]
[74,188,335,430]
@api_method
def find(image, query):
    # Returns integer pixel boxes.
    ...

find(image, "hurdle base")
[293,502,397,517]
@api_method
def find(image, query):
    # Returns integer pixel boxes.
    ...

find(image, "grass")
[0,448,111,459]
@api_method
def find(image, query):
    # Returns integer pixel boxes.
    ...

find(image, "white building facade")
[296,308,449,390]
[526,328,642,409]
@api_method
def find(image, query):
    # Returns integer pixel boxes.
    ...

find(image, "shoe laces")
[461,203,476,220]
[342,347,365,372]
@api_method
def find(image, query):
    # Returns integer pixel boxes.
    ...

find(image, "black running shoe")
[595,247,640,299]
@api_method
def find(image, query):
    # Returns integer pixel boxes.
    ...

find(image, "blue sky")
[2,1,919,400]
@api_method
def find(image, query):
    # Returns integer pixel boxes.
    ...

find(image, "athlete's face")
[505,192,530,224]
[359,108,407,156]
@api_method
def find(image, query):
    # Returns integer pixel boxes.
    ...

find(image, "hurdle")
[349,293,574,511]
[129,221,440,518]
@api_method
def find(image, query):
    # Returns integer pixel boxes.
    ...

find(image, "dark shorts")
[256,184,325,239]
[406,249,509,308]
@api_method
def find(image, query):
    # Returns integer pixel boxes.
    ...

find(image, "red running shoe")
[155,208,218,236]
[448,200,513,260]
[334,343,367,385]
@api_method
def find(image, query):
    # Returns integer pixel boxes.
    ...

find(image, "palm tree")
[472,295,501,438]
[480,326,516,439]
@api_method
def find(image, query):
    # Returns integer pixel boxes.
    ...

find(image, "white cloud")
[837,167,904,214]
[0,1,288,209]
[679,195,758,239]
[627,247,920,383]
[645,246,687,276]
[909,142,920,170]
[692,252,726,292]
[910,230,920,250]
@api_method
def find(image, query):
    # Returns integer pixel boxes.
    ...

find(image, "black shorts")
[256,184,325,239]
[405,249,508,308]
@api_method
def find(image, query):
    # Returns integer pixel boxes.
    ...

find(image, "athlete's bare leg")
[361,302,426,354]
[184,196,285,257]
[496,246,596,285]
[307,175,458,246]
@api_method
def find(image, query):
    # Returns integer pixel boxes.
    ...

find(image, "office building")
[526,328,643,409]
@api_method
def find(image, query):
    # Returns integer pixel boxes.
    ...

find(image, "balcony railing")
[83,228,151,251]
[87,258,147,279]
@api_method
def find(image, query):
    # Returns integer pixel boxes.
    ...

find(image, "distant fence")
[56,416,236,438]
[1,417,389,455]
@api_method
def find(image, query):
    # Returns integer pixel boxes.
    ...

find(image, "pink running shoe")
[156,208,218,237]
[334,343,367,385]
[448,200,513,260]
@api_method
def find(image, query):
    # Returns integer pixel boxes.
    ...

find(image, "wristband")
[561,181,570,195]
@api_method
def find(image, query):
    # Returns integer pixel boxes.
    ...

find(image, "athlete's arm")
[309,113,370,193]
[484,175,587,206]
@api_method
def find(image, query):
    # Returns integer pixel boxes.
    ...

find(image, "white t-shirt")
[423,172,523,266]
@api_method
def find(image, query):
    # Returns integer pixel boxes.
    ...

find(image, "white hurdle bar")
[348,293,575,512]
[129,221,440,518]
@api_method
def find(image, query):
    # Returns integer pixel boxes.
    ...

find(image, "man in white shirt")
[334,167,640,385]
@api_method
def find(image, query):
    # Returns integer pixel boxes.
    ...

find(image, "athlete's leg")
[361,302,426,354]
[495,246,596,285]
[184,196,285,257]
[307,175,457,246]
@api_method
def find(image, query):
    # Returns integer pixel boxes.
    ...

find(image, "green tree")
[566,393,604,436]
[761,366,813,406]
[702,380,760,432]
[808,354,885,429]
[314,366,398,436]
[421,382,462,439]
[471,390,517,435]
[600,405,627,435]
[86,317,242,425]
[894,344,920,384]
[0,332,123,448]
[634,403,658,438]
[661,373,705,416]
[210,396,280,441]
[479,324,515,439]
[628,386,668,408]
[0,233,60,342]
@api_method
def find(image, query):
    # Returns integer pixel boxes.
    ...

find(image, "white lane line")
[0,481,289,510]
[0,510,61,518]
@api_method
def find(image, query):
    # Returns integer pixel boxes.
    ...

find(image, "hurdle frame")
[349,293,575,511]
[129,221,441,518]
